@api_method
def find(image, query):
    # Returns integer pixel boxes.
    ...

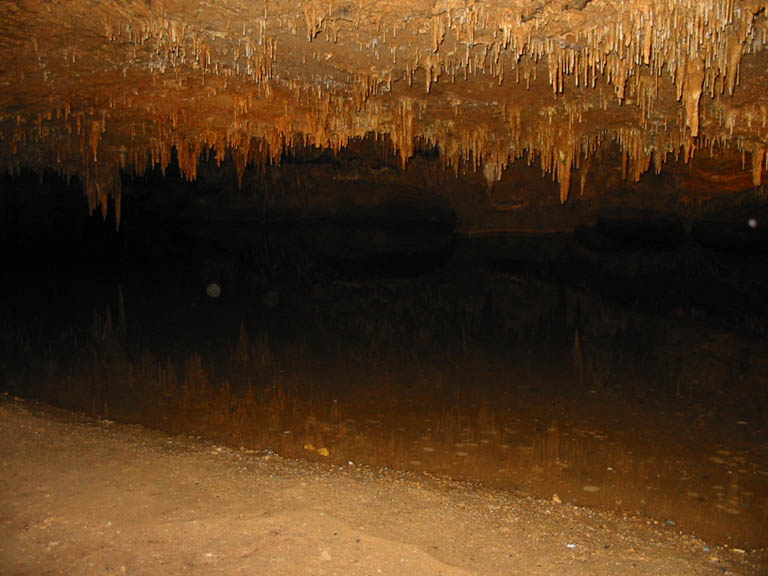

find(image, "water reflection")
[2,227,767,550]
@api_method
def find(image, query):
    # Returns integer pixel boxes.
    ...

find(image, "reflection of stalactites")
[544,419,561,468]
[723,470,742,515]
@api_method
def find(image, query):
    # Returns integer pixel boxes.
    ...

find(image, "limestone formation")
[1,0,767,224]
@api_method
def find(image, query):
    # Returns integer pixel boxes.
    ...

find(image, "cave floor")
[1,395,764,576]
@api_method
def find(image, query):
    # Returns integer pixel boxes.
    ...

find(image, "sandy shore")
[0,395,763,575]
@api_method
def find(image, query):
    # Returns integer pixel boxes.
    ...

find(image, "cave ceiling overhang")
[1,0,767,226]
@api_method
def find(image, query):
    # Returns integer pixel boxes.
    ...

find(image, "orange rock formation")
[1,0,767,225]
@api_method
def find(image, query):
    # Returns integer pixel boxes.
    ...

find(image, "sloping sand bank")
[0,396,763,575]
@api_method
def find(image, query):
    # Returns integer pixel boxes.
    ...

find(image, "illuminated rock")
[0,0,766,223]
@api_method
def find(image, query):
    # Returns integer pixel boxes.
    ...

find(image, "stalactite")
[1,0,767,221]
[393,98,415,170]
[752,146,766,187]
[557,149,573,204]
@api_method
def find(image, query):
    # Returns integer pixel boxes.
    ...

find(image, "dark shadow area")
[692,219,768,255]
[300,218,456,278]
[1,166,767,553]
[575,213,686,253]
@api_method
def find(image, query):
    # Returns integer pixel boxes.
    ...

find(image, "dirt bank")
[0,395,763,575]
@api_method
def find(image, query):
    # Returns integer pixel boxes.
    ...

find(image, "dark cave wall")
[2,139,767,271]
[183,140,768,239]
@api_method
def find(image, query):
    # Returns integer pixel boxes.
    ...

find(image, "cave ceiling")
[1,0,768,226]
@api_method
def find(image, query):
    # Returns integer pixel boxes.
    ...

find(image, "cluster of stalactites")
[2,103,766,224]
[1,0,768,219]
[290,0,768,125]
[91,0,768,202]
